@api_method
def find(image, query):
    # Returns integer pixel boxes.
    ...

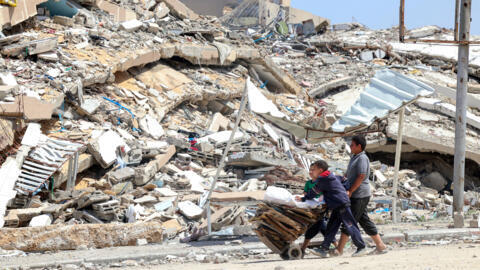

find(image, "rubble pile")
[0,0,479,252]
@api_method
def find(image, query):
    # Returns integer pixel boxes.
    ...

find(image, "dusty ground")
[111,243,480,270]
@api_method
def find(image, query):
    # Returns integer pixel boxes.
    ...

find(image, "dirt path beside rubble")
[114,243,480,270]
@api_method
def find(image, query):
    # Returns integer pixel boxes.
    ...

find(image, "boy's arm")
[347,174,365,197]
[302,179,323,201]
[347,156,369,196]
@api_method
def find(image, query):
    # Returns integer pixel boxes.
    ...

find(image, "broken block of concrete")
[77,191,110,209]
[38,51,59,62]
[161,218,182,234]
[308,76,355,98]
[134,145,176,185]
[0,85,17,100]
[374,170,387,184]
[154,2,170,19]
[0,96,56,120]
[154,198,174,212]
[134,195,158,205]
[178,201,203,220]
[29,214,53,227]
[92,199,120,221]
[407,25,441,39]
[208,112,230,132]
[198,130,245,147]
[140,114,165,139]
[263,123,280,143]
[80,98,102,115]
[1,37,57,57]
[53,15,74,26]
[181,170,207,193]
[88,130,127,168]
[147,22,160,33]
[160,0,199,20]
[120,19,143,32]
[112,181,133,195]
[109,167,135,184]
[89,0,137,22]
[422,172,448,192]
[154,187,178,197]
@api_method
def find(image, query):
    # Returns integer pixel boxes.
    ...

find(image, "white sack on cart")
[264,186,324,209]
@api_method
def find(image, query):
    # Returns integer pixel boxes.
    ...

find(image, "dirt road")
[112,243,480,270]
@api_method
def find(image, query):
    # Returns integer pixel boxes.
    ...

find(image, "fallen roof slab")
[386,121,480,165]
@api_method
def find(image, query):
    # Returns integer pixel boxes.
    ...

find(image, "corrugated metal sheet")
[331,69,434,132]
[221,0,259,26]
[253,69,435,142]
[15,137,83,195]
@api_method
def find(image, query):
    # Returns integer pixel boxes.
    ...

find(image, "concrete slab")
[0,222,163,252]
[308,76,355,98]
[416,98,480,130]
[208,112,230,132]
[227,152,291,167]
[387,121,480,165]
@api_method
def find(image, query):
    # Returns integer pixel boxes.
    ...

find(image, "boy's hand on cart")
[295,195,302,202]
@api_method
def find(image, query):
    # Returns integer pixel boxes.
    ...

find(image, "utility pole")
[453,0,471,228]
[399,0,405,42]
[454,0,460,41]
[204,78,249,235]
[392,107,405,223]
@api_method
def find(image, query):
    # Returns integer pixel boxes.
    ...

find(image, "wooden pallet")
[250,202,325,258]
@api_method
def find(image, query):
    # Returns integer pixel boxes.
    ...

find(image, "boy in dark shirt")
[296,160,366,258]
[300,166,335,256]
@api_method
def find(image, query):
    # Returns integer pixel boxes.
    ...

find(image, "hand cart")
[250,202,326,260]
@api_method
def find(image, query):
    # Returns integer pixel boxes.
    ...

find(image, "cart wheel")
[287,244,302,260]
[280,251,290,260]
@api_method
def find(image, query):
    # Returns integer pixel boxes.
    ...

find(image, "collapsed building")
[0,0,479,253]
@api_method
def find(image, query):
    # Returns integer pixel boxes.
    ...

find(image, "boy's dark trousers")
[321,205,365,250]
[305,217,328,240]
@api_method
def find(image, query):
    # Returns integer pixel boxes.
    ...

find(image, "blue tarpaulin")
[38,0,78,18]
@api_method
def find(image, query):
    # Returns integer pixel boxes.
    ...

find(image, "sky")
[291,0,480,35]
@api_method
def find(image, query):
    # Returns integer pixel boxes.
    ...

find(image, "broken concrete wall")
[250,57,302,94]
[179,0,241,17]
[0,0,47,29]
[92,0,137,22]
[287,6,329,31]
[258,0,281,27]
[0,222,163,251]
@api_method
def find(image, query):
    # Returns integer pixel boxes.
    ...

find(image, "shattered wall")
[0,0,47,29]
[179,0,242,17]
